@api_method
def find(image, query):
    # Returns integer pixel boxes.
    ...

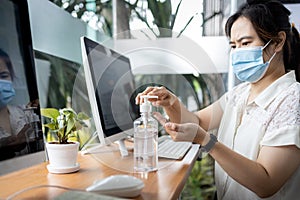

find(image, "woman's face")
[229,16,264,49]
[0,58,12,81]
[229,16,277,74]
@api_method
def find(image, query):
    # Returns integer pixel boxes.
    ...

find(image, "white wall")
[105,36,229,75]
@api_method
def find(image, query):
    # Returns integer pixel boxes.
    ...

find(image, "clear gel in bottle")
[133,95,158,172]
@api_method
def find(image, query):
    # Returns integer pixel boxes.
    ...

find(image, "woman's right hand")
[135,86,178,108]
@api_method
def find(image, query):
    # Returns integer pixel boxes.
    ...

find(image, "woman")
[0,49,33,160]
[136,0,300,199]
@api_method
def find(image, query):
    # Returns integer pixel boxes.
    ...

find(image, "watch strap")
[200,134,218,152]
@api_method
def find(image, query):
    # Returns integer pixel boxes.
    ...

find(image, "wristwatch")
[200,134,218,152]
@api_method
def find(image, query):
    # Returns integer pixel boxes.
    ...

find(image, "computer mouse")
[86,174,144,198]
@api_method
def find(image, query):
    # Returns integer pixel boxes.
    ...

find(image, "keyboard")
[158,136,192,160]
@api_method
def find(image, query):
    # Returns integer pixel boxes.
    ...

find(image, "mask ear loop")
[262,40,272,50]
[253,51,277,83]
[262,40,276,64]
[266,52,277,64]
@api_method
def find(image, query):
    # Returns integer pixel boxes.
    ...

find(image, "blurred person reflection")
[0,48,39,160]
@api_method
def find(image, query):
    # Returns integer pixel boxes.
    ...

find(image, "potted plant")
[41,107,89,174]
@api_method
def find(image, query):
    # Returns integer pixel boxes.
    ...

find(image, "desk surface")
[0,144,200,200]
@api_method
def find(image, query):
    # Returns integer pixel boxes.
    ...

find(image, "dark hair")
[0,48,15,81]
[225,0,300,82]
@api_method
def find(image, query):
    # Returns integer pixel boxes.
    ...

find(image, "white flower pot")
[46,141,80,174]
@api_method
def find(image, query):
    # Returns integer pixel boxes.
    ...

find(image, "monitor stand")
[116,139,129,157]
[81,133,129,157]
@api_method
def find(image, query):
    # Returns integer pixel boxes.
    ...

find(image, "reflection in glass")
[0,49,44,161]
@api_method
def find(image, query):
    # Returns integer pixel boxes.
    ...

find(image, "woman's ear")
[275,31,286,52]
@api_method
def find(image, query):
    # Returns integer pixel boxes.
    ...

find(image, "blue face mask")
[231,40,276,83]
[0,79,15,108]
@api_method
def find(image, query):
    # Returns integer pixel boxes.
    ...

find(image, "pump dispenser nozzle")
[140,95,158,113]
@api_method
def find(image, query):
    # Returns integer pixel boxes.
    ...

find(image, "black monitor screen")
[83,37,139,138]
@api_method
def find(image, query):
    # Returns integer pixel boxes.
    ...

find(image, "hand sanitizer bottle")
[133,95,158,172]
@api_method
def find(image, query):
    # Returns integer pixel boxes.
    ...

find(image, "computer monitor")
[80,37,139,155]
[0,0,45,175]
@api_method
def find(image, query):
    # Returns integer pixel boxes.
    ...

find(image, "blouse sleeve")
[261,84,300,148]
[218,93,227,111]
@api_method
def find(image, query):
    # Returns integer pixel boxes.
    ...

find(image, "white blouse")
[216,71,300,200]
[0,105,32,155]
[0,105,29,139]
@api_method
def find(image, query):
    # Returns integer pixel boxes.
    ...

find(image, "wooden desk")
[0,144,200,200]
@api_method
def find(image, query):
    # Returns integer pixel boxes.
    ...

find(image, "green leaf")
[41,108,60,120]
[75,121,83,130]
[43,123,57,130]
[77,112,90,120]
[79,121,88,127]
[66,118,75,134]
[61,108,76,115]
[170,0,182,29]
[42,106,90,144]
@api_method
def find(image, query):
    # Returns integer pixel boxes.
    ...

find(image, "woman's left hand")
[153,112,208,144]
[164,122,207,144]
